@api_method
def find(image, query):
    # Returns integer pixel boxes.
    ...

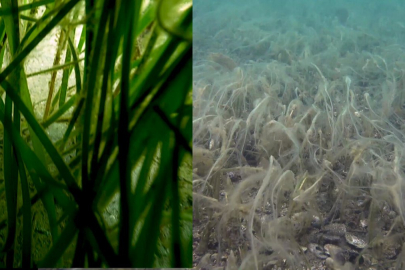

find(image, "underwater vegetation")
[193,1,405,269]
[0,0,192,268]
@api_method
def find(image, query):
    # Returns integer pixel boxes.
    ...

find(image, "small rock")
[308,243,328,259]
[345,232,367,249]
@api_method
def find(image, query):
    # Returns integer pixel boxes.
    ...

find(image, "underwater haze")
[193,0,405,269]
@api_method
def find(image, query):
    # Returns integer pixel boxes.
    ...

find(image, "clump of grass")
[209,53,238,71]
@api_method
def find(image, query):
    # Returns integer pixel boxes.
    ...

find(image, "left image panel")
[0,0,192,268]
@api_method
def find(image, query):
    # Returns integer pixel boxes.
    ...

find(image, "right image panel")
[193,0,405,269]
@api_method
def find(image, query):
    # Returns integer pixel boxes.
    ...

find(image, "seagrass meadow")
[0,0,192,268]
[193,0,405,269]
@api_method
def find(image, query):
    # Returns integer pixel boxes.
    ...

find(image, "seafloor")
[193,1,405,269]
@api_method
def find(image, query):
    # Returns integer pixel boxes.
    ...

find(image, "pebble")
[308,243,328,259]
[345,232,367,249]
